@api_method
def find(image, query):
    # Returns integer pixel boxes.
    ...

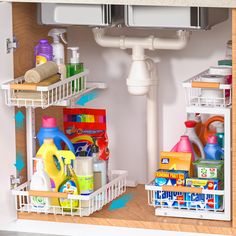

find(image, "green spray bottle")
[66,47,84,92]
[58,151,80,212]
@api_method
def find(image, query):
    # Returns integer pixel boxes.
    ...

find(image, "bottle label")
[77,175,94,194]
[198,167,217,179]
[59,180,79,209]
[31,196,47,208]
[36,55,48,66]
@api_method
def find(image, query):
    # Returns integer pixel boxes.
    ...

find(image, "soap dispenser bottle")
[58,151,80,212]
[66,47,84,92]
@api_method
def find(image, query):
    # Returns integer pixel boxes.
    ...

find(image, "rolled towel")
[24,61,58,83]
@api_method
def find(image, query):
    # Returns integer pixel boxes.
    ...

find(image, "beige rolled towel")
[24,61,58,83]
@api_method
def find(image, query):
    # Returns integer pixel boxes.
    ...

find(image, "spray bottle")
[67,47,84,92]
[48,29,67,80]
[58,151,80,212]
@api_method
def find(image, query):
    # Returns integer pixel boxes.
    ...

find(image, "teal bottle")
[215,123,224,149]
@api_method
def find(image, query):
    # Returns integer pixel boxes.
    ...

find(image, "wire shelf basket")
[182,69,232,108]
[12,170,127,217]
[1,70,88,109]
[145,181,226,220]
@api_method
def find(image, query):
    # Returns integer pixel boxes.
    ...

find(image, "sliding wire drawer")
[12,170,127,217]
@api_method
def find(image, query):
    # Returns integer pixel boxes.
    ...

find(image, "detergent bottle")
[171,135,195,162]
[184,120,205,160]
[30,158,51,210]
[36,139,66,192]
[215,123,224,149]
[37,116,75,154]
[34,39,53,66]
[198,116,224,145]
[204,135,224,160]
[58,151,80,212]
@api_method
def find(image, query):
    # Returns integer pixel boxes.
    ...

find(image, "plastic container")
[66,47,84,92]
[204,135,224,160]
[193,159,224,178]
[37,116,75,153]
[171,135,195,162]
[184,120,205,159]
[34,39,53,66]
[30,159,51,210]
[209,66,232,98]
[193,159,224,189]
[58,150,79,212]
[48,28,67,64]
[199,116,224,146]
[200,74,225,105]
[216,123,224,149]
[36,139,66,192]
[91,141,107,190]
[74,156,94,195]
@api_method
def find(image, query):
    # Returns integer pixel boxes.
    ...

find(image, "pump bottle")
[66,47,84,92]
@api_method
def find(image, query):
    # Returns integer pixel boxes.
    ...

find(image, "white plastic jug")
[184,120,205,160]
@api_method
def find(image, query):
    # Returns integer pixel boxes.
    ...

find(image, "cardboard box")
[185,178,222,209]
[159,152,192,176]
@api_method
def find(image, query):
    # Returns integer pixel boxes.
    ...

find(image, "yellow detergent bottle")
[58,151,80,212]
[36,138,66,205]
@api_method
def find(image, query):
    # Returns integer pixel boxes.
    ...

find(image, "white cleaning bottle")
[48,28,67,64]
[30,159,52,210]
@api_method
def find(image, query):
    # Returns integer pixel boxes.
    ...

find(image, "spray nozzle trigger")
[56,151,75,165]
[48,28,67,44]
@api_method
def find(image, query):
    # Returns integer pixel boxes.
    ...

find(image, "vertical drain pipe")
[146,59,158,182]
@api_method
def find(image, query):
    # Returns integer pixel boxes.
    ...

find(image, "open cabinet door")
[0,2,17,226]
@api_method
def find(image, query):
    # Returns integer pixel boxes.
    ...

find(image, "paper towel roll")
[24,61,58,83]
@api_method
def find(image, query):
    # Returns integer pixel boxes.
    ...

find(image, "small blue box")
[185,178,222,210]
[154,170,188,208]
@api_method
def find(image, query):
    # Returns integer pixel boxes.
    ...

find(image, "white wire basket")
[145,181,227,220]
[12,170,127,217]
[182,69,232,107]
[1,70,88,109]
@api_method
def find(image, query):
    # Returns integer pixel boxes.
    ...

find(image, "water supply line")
[92,28,190,182]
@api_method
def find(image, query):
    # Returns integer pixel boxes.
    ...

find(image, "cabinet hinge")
[10,175,22,189]
[6,36,18,54]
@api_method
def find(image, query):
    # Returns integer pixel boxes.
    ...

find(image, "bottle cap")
[42,116,57,128]
[40,39,48,44]
[68,47,79,64]
[207,135,218,144]
[185,120,197,128]
[216,123,224,133]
